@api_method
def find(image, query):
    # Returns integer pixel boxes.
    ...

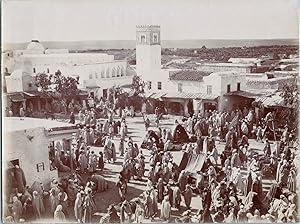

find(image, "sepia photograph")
[1,0,299,223]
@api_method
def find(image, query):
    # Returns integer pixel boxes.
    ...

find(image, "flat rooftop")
[4,117,75,133]
[20,53,111,58]
[197,62,255,67]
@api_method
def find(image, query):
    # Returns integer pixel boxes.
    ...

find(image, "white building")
[3,117,77,187]
[203,71,247,96]
[246,72,295,90]
[196,62,256,73]
[135,25,252,114]
[168,70,247,96]
[168,70,247,112]
[168,70,211,93]
[228,57,262,66]
[3,40,134,98]
[136,25,170,91]
[5,69,36,94]
[136,25,161,73]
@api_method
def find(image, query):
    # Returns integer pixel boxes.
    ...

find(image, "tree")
[280,79,298,106]
[35,70,80,112]
[35,72,52,95]
[114,86,128,109]
[51,70,80,100]
[131,75,145,96]
[280,78,299,131]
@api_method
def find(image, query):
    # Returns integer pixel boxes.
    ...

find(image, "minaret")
[136,25,161,80]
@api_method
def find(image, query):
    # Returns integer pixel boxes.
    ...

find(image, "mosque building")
[3,40,134,99]
[3,40,136,115]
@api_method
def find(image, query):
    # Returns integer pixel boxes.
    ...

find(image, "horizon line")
[3,37,299,45]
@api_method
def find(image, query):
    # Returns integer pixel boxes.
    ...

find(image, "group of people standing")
[4,98,299,223]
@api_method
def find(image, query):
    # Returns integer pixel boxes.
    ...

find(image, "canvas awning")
[224,90,260,99]
[23,91,42,98]
[179,152,207,173]
[144,92,156,98]
[162,92,218,100]
[5,93,25,102]
[23,92,36,97]
[151,92,167,99]
[85,85,101,89]
[185,152,206,173]
[255,94,296,108]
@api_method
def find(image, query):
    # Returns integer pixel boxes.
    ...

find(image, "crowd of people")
[4,100,299,223]
[98,107,299,223]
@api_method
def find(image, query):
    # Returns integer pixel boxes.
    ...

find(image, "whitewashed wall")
[3,127,58,186]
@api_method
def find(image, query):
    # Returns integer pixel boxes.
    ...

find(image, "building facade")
[196,62,256,73]
[3,40,131,89]
[135,25,252,114]
[136,25,161,74]
[4,117,77,187]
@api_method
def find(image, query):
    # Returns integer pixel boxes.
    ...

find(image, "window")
[47,68,49,73]
[89,74,93,79]
[4,67,8,73]
[95,73,98,79]
[28,83,32,88]
[148,81,152,90]
[157,81,162,90]
[36,162,45,172]
[141,34,146,43]
[207,85,212,95]
[237,82,241,91]
[178,83,183,93]
[227,84,231,93]
[153,33,158,43]
[33,68,36,73]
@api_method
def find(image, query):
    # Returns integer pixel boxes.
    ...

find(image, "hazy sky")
[2,0,299,43]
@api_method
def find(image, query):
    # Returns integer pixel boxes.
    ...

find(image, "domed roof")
[26,40,45,51]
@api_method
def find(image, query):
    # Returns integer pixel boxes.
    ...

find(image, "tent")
[141,125,190,149]
[179,152,207,174]
[171,124,190,144]
[140,130,162,149]
[179,152,190,170]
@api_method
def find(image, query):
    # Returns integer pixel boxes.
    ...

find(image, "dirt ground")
[54,115,273,223]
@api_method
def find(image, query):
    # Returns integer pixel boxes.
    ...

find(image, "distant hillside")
[3,39,299,51]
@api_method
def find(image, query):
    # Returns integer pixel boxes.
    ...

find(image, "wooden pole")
[71,133,77,172]
[272,120,276,142]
